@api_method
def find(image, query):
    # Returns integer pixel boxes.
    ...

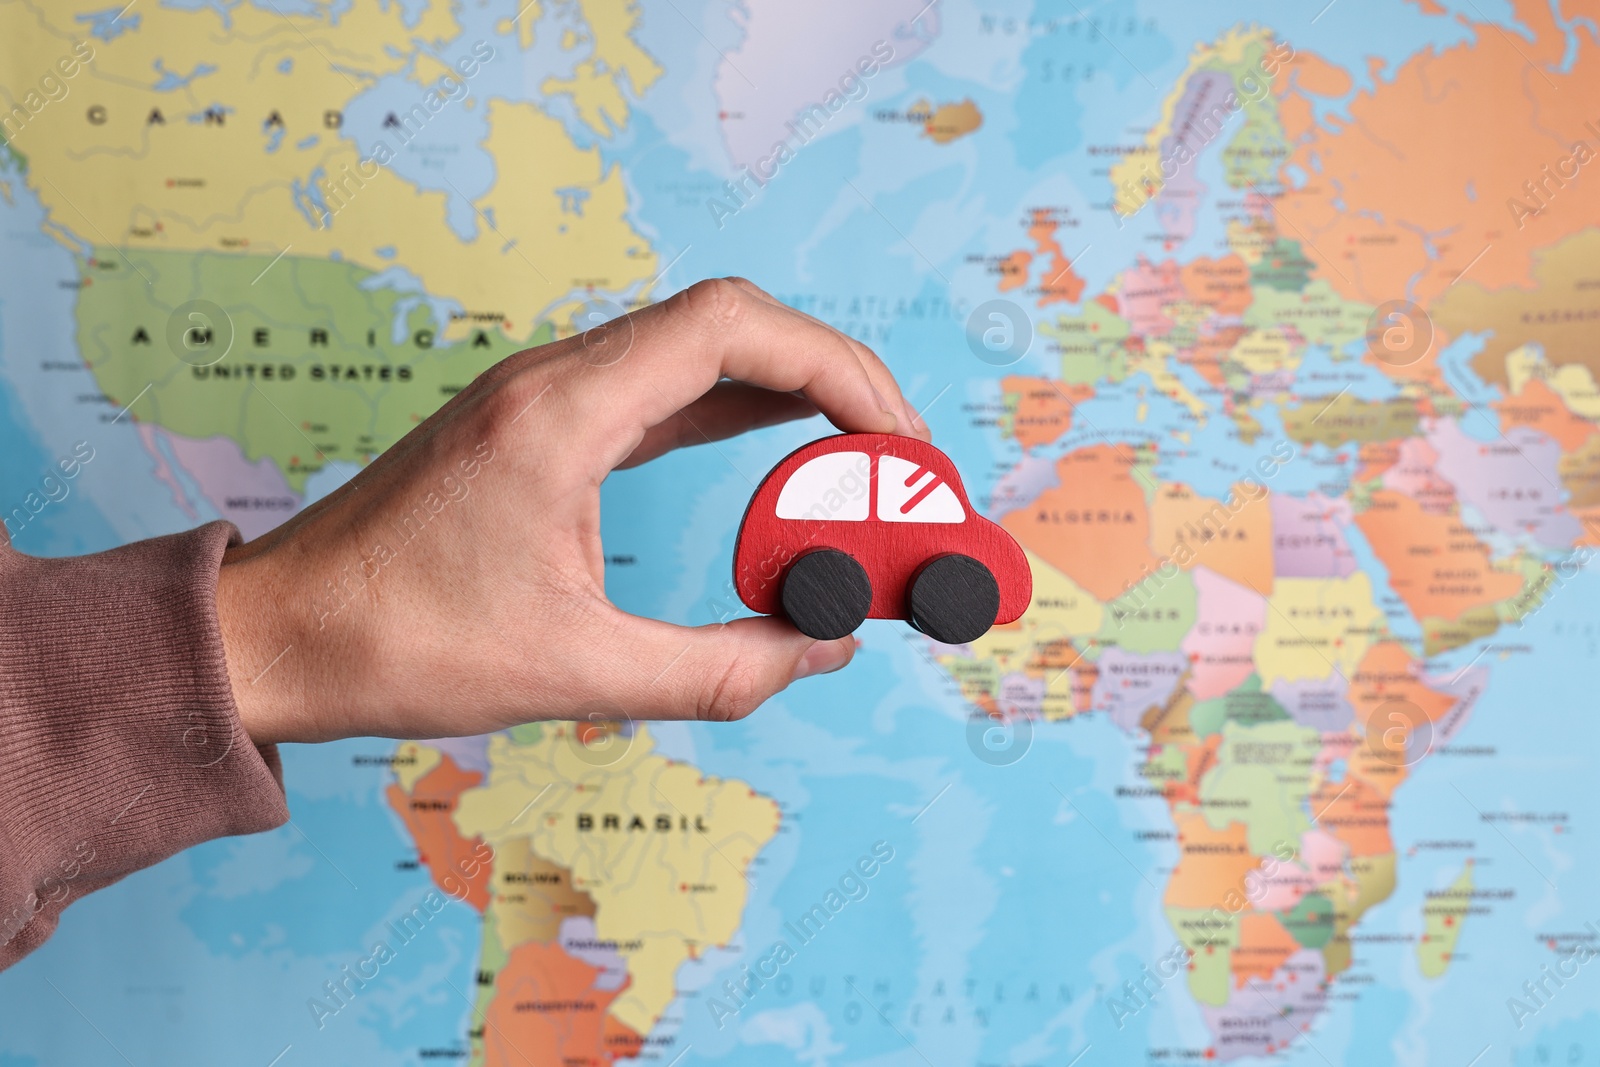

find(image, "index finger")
[560,278,901,467]
[722,277,932,443]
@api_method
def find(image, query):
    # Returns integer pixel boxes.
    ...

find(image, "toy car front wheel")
[909,554,1000,645]
[781,549,873,640]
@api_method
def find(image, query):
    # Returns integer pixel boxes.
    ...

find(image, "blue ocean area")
[0,0,1596,1063]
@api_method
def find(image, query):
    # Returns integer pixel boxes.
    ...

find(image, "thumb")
[602,612,855,722]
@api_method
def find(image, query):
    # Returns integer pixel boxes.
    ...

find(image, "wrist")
[216,547,318,746]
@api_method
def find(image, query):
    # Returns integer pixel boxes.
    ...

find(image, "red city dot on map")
[679,883,687,892]
[1444,916,1454,926]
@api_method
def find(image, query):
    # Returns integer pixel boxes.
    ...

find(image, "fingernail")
[871,384,901,432]
[793,639,852,681]
[902,397,924,436]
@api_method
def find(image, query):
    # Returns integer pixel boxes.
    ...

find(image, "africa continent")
[944,6,1590,1057]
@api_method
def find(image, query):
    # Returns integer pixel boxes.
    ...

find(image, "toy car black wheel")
[908,554,1000,645]
[781,549,873,640]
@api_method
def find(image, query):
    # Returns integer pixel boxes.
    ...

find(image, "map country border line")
[442,976,540,1067]
[43,179,152,286]
[652,781,759,887]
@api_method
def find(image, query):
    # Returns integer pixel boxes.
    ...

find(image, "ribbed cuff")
[0,520,288,970]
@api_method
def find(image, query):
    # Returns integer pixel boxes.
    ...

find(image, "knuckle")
[721,275,765,298]
[697,658,767,723]
[680,277,748,331]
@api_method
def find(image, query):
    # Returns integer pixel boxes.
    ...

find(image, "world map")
[2,0,1599,1064]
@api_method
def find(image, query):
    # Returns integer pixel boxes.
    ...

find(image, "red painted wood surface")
[733,433,1032,631]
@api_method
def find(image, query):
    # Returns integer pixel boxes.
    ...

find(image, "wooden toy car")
[733,433,1032,644]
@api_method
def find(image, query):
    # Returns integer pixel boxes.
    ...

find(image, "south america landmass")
[385,724,780,1065]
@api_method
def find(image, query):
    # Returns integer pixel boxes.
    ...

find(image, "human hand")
[215,279,931,745]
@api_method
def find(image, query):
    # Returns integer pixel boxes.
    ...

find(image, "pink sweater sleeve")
[0,520,289,971]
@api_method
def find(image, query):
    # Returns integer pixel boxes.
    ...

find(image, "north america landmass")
[3,0,1599,1062]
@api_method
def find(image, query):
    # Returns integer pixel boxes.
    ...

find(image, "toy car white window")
[877,455,965,523]
[775,451,871,520]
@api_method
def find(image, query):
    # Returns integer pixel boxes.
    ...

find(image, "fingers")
[722,278,932,442]
[561,279,902,470]
[617,382,818,469]
[593,611,855,722]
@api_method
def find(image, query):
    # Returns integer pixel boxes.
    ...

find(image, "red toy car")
[733,433,1032,644]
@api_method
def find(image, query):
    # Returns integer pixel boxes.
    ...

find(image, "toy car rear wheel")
[781,549,873,641]
[909,554,1000,645]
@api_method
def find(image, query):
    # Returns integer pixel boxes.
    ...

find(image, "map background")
[1,0,1599,1064]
